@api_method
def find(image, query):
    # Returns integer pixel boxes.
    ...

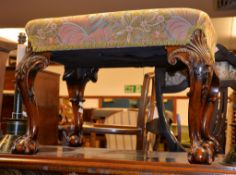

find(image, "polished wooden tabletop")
[0,145,236,174]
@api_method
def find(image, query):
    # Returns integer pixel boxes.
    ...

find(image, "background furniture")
[223,91,236,164]
[209,44,236,153]
[232,92,236,147]
[0,66,60,145]
[59,105,147,150]
[0,38,16,133]
[60,71,183,151]
[104,109,139,150]
[0,53,8,132]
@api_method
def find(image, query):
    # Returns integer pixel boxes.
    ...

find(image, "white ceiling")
[0,0,236,27]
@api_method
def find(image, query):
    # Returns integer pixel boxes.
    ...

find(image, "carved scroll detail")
[167,29,220,164]
[168,30,213,66]
[16,45,50,79]
[12,44,51,154]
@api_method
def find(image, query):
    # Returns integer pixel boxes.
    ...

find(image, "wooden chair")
[59,71,180,151]
[82,72,173,151]
[60,112,146,150]
[81,73,155,151]
[209,44,236,153]
[143,72,185,152]
[99,109,139,150]
[223,91,236,164]
[96,72,184,151]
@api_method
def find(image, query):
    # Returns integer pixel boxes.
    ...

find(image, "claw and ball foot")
[67,134,83,147]
[188,141,215,164]
[11,135,38,154]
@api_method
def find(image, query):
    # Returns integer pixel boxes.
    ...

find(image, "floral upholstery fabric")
[26,8,216,57]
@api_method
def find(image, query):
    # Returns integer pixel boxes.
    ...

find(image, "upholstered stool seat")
[15,8,219,164]
[26,8,215,53]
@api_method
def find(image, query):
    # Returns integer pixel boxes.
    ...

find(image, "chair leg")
[167,29,220,164]
[154,68,185,152]
[63,66,98,146]
[210,87,228,153]
[12,47,50,154]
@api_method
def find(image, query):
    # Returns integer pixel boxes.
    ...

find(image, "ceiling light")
[0,28,25,43]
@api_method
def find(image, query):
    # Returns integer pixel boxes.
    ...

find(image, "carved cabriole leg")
[63,66,98,146]
[12,45,51,154]
[167,29,220,164]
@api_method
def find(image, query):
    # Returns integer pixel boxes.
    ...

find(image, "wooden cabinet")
[1,93,14,134]
[0,52,9,128]
[35,70,60,145]
[0,67,60,145]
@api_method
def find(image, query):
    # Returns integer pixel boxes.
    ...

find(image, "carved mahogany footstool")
[14,8,219,164]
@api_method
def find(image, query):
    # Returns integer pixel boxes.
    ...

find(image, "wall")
[46,66,189,125]
[212,17,235,50]
[46,66,152,96]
